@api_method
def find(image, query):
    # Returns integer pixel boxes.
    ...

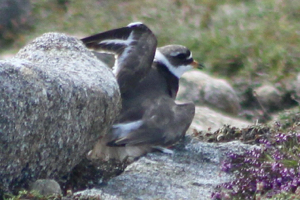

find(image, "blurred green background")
[2,0,300,101]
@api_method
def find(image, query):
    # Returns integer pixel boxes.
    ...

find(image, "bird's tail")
[87,136,152,163]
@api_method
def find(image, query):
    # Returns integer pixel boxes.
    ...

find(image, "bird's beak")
[191,60,204,69]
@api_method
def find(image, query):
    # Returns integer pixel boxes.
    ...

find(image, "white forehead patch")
[154,50,192,78]
[127,21,143,27]
[169,50,192,59]
[187,52,193,59]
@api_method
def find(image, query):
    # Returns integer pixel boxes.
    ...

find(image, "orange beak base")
[191,60,204,69]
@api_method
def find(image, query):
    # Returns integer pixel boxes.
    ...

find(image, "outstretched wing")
[81,22,157,94]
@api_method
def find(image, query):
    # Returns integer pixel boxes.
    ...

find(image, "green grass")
[4,0,300,86]
[3,190,56,200]
[269,191,300,200]
[200,0,300,83]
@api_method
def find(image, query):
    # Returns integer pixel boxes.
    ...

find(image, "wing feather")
[81,23,157,94]
[106,97,194,147]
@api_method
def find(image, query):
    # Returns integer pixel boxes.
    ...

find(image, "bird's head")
[154,45,203,78]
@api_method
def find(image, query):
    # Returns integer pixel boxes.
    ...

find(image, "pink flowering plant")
[211,123,300,199]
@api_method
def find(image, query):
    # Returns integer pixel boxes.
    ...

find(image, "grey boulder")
[254,84,283,112]
[76,139,256,200]
[177,70,241,115]
[30,179,62,196]
[0,33,120,192]
[190,106,250,133]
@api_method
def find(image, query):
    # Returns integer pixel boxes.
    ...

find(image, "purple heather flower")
[275,133,288,143]
[290,168,296,175]
[213,126,300,199]
[259,138,271,146]
[272,150,284,161]
[296,134,300,142]
[271,162,283,171]
[276,177,282,185]
[211,192,222,200]
[221,161,232,173]
[291,178,299,188]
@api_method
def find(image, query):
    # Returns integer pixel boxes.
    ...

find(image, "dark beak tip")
[198,63,205,69]
[192,61,204,69]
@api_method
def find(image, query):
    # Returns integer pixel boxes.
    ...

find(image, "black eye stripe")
[186,50,191,57]
[185,58,193,64]
[176,53,187,59]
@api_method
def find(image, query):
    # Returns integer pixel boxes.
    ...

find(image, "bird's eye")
[175,53,187,59]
